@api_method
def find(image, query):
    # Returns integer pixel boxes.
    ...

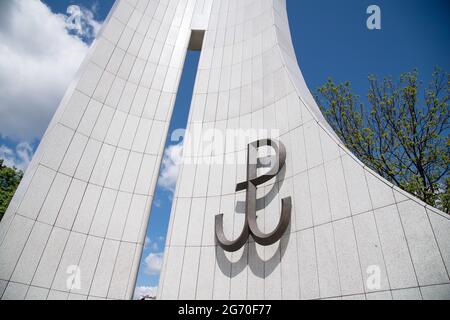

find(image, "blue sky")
[44,0,115,23]
[288,0,450,97]
[0,0,448,298]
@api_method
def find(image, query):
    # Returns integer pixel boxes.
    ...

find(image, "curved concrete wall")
[0,0,449,300]
[158,0,450,300]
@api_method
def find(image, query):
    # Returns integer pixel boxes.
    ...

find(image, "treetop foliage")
[0,159,23,221]
[316,68,449,213]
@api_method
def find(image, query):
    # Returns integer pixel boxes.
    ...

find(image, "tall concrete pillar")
[0,0,449,300]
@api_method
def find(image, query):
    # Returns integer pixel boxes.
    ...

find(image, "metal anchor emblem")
[215,139,292,252]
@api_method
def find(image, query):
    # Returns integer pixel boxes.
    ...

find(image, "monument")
[0,0,449,300]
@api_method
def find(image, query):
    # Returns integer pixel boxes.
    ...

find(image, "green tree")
[0,159,23,221]
[315,68,449,213]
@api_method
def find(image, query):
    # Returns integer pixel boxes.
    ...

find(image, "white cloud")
[133,286,157,300]
[150,242,159,252]
[0,0,101,143]
[144,236,150,249]
[0,142,33,171]
[65,4,102,41]
[144,252,164,276]
[144,237,159,252]
[158,143,183,192]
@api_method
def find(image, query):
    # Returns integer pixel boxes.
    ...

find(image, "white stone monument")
[0,0,449,300]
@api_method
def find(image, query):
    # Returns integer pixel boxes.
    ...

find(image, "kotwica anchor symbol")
[215,139,292,252]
